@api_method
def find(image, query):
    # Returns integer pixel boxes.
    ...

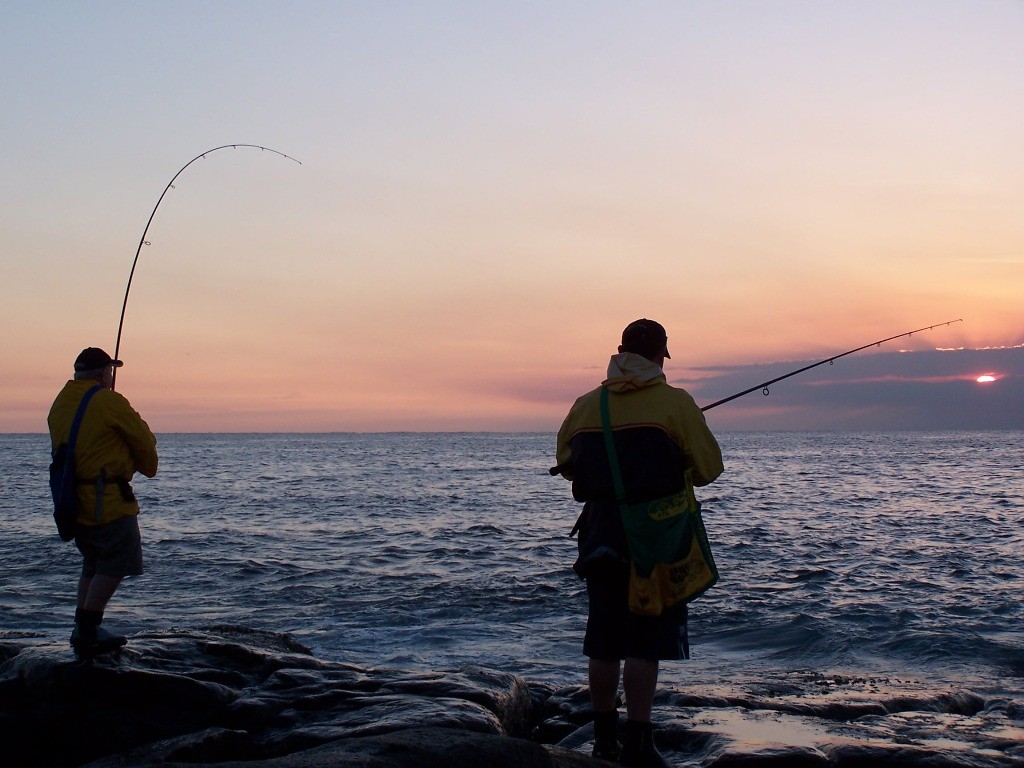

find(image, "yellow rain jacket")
[47,379,158,526]
[556,353,723,488]
[556,353,723,576]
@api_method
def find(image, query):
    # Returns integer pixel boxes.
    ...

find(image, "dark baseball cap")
[621,319,670,360]
[74,347,124,372]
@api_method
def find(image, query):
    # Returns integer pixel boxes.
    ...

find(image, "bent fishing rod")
[548,318,962,475]
[699,318,962,411]
[111,144,301,389]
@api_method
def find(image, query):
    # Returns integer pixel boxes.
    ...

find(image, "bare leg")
[76,577,91,610]
[77,574,123,612]
[622,657,659,722]
[588,657,623,758]
[588,657,621,711]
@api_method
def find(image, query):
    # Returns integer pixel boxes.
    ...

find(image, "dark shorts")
[75,515,144,578]
[583,560,689,662]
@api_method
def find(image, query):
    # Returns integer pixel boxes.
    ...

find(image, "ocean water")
[1,431,1022,700]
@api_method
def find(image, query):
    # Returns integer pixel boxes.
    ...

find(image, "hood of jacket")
[602,352,666,393]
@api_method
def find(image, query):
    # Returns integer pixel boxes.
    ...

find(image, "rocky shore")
[1,626,1020,767]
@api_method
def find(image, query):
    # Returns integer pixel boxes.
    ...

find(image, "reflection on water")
[1,431,1022,697]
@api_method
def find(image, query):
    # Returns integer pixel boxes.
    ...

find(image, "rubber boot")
[70,608,101,648]
[70,608,126,655]
[618,719,670,768]
[591,709,620,761]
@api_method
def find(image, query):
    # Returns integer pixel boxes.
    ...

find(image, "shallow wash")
[1,627,1021,767]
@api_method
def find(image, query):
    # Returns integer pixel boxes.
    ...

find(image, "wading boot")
[71,609,126,656]
[591,709,620,762]
[618,719,670,768]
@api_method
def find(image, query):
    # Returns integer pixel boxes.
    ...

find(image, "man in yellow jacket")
[556,319,723,768]
[47,347,158,654]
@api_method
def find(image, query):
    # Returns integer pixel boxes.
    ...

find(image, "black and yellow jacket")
[555,352,723,575]
[47,379,158,526]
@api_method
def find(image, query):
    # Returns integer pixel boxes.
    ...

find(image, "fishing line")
[547,318,962,475]
[699,318,963,411]
[111,144,301,389]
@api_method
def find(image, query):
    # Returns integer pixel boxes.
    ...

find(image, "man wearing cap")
[47,347,158,654]
[555,319,723,767]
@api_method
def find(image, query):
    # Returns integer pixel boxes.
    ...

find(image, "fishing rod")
[699,318,963,411]
[111,144,301,389]
[547,318,961,475]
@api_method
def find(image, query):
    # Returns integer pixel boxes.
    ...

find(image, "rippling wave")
[2,431,1021,692]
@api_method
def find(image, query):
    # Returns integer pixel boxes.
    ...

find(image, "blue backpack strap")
[67,385,103,462]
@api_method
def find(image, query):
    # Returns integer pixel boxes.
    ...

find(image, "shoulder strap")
[67,385,102,461]
[599,387,627,504]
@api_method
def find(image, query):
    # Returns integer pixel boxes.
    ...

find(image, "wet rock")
[85,727,583,768]
[0,627,549,768]
[707,746,830,767]
[2,629,1022,768]
[554,673,1023,768]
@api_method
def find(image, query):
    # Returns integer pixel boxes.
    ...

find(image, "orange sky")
[2,3,1021,432]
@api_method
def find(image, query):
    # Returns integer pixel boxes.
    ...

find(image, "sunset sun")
[976,374,997,383]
